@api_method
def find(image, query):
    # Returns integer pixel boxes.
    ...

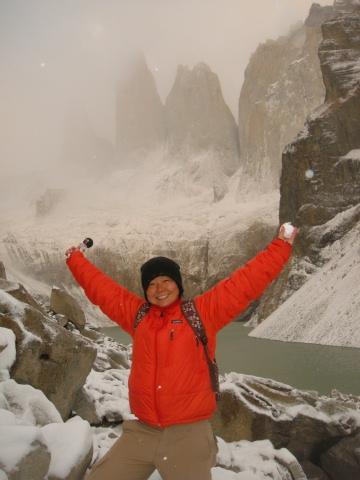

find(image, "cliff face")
[116,54,165,161]
[165,63,240,176]
[255,0,360,325]
[238,3,334,187]
[280,1,360,227]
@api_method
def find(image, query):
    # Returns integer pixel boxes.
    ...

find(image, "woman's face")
[146,275,180,307]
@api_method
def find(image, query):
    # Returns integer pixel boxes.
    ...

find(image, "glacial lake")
[102,323,360,396]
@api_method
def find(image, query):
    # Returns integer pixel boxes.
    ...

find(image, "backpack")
[134,299,220,400]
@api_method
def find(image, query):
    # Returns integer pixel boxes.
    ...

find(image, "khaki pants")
[86,419,218,480]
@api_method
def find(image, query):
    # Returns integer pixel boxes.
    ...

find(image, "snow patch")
[251,218,360,347]
[0,328,16,375]
[0,425,44,471]
[41,416,92,479]
[82,369,135,423]
[0,380,63,426]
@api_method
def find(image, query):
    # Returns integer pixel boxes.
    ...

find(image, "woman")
[66,224,297,480]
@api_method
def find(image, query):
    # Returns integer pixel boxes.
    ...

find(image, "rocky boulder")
[165,63,239,176]
[212,374,360,463]
[320,432,360,480]
[0,289,96,419]
[238,3,333,187]
[116,53,165,161]
[50,287,86,330]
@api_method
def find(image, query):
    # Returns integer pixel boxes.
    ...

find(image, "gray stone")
[0,262,6,280]
[50,287,86,331]
[302,460,331,480]
[320,432,360,480]
[0,291,96,419]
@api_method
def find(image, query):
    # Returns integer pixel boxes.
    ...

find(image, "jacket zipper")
[154,312,164,426]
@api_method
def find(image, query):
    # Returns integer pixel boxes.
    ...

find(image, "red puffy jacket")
[67,238,291,427]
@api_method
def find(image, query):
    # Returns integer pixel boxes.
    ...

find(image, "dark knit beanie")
[140,256,183,298]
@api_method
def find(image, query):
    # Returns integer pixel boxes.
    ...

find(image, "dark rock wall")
[280,7,360,227]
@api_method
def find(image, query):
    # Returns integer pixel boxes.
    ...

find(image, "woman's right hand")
[65,246,78,259]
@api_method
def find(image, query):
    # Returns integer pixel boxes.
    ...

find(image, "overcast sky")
[0,0,332,177]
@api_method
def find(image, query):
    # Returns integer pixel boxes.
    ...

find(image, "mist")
[0,0,331,211]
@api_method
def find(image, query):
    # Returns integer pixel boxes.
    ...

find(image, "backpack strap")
[134,302,151,329]
[181,299,220,401]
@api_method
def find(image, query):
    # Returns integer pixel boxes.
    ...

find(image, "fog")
[0,0,331,203]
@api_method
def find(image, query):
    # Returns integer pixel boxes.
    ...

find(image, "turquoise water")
[102,323,360,396]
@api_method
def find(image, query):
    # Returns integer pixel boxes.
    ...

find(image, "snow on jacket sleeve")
[194,238,292,334]
[66,250,144,336]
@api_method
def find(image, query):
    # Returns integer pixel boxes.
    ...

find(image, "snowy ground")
[251,208,360,347]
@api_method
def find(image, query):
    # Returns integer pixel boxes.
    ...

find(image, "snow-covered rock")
[74,369,134,426]
[0,328,15,381]
[0,277,44,314]
[216,437,306,480]
[50,286,86,331]
[0,380,62,426]
[0,426,51,480]
[42,416,93,480]
[213,373,360,463]
[0,289,96,419]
